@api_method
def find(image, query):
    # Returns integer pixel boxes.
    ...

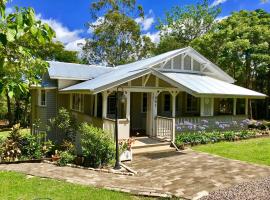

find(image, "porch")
[61,73,250,142]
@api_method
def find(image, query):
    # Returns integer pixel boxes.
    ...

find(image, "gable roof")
[48,61,113,80]
[60,47,235,92]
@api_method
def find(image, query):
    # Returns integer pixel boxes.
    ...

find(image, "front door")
[130,92,148,137]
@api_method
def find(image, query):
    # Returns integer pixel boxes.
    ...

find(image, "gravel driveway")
[200,176,270,200]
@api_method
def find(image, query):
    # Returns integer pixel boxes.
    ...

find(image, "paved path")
[1,149,270,199]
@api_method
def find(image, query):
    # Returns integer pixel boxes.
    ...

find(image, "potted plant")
[51,150,60,162]
[119,138,135,162]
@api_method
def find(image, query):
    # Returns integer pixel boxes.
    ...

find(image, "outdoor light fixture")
[114,86,125,170]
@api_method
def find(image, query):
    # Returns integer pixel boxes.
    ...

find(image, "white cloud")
[143,31,160,44]
[135,10,155,31]
[36,14,84,52]
[65,39,86,52]
[211,0,228,7]
[87,17,104,34]
[215,15,229,21]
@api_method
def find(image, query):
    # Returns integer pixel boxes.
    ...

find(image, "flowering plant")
[119,138,135,153]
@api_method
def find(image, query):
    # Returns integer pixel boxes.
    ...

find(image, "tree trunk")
[6,91,12,126]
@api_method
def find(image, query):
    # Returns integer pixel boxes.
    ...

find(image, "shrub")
[21,133,54,159]
[57,151,75,166]
[49,108,78,143]
[0,124,23,162]
[80,123,115,168]
[223,131,236,141]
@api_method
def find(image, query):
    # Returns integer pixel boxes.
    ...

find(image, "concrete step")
[132,141,171,149]
[132,143,174,155]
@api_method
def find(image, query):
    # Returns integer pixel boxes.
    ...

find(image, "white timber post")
[233,98,237,116]
[102,92,108,119]
[94,94,98,117]
[125,91,130,121]
[171,91,178,143]
[151,91,159,137]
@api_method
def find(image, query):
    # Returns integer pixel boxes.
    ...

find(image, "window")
[218,98,233,115]
[39,89,46,106]
[107,95,116,115]
[186,94,198,112]
[71,94,83,112]
[164,94,171,112]
[141,93,147,113]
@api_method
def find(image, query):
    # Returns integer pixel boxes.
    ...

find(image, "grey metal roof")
[48,61,113,80]
[161,72,266,98]
[60,48,189,93]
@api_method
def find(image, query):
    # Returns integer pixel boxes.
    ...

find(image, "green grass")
[193,137,270,166]
[0,128,30,140]
[0,171,154,200]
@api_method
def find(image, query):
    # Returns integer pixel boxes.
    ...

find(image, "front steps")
[132,137,175,155]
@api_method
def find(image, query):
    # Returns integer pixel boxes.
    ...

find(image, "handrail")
[156,115,174,120]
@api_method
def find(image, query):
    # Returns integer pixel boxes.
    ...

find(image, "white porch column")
[125,91,130,121]
[233,98,237,116]
[170,91,178,142]
[102,92,108,119]
[151,91,159,137]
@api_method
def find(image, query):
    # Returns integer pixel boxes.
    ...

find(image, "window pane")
[107,95,116,115]
[218,98,233,115]
[186,94,198,112]
[184,56,191,70]
[40,90,46,106]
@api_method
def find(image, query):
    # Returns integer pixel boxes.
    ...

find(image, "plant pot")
[120,149,132,162]
[51,155,60,162]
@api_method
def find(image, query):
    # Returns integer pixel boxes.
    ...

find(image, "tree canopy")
[83,0,154,66]
[155,0,220,54]
[0,3,55,124]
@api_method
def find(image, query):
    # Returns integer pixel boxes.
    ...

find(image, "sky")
[6,0,270,51]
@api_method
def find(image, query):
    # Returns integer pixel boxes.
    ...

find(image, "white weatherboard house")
[31,47,266,143]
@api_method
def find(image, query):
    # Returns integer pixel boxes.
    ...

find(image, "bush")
[49,108,78,143]
[0,124,23,162]
[57,151,75,166]
[80,123,115,168]
[21,133,54,160]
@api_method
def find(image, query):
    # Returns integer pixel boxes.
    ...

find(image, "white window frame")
[141,93,147,113]
[38,89,47,107]
[71,93,84,112]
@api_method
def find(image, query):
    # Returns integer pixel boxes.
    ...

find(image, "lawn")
[0,171,154,200]
[0,128,30,140]
[193,137,270,166]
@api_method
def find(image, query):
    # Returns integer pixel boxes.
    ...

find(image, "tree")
[83,0,154,66]
[0,4,55,124]
[155,0,221,54]
[23,40,81,63]
[191,9,270,118]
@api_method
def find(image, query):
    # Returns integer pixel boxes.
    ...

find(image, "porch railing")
[103,118,115,137]
[156,116,174,141]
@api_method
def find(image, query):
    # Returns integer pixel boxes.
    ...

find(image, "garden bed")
[175,129,270,149]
